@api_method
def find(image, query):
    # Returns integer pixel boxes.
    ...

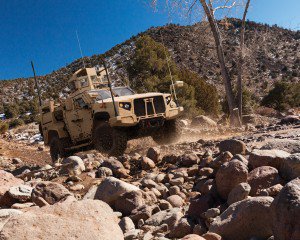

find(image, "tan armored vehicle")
[40,66,184,162]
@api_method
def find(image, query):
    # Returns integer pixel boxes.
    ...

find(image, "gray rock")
[168,217,193,238]
[145,208,183,228]
[8,185,33,202]
[219,139,246,155]
[97,167,113,178]
[179,154,200,167]
[147,147,161,163]
[141,157,156,170]
[280,153,300,181]
[261,139,300,154]
[31,181,73,206]
[0,200,123,240]
[216,160,248,200]
[247,166,282,196]
[227,183,251,205]
[95,177,139,205]
[61,156,85,176]
[271,178,300,240]
[119,217,135,233]
[210,197,273,240]
[0,209,23,231]
[249,149,290,170]
[0,170,24,198]
[167,195,184,207]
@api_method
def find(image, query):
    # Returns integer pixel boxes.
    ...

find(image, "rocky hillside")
[1,18,299,106]
[0,116,299,239]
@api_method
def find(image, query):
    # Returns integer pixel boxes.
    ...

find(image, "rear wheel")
[93,122,128,157]
[49,137,70,163]
[152,119,184,145]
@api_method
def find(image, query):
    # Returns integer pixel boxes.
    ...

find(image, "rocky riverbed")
[0,115,300,240]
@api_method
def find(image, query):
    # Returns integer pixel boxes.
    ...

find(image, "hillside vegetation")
[0,18,299,121]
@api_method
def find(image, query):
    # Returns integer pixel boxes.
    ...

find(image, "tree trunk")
[237,0,251,123]
[199,0,239,126]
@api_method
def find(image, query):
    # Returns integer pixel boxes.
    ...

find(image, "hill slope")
[0,18,299,108]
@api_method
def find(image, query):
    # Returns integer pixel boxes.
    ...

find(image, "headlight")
[166,96,171,105]
[119,102,131,110]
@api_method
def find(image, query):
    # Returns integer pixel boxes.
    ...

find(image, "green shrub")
[128,35,220,116]
[261,81,300,111]
[9,118,24,128]
[0,122,9,134]
[222,88,257,115]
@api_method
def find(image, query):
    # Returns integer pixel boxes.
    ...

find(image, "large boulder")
[94,177,139,205]
[280,153,300,181]
[219,139,246,155]
[61,156,85,176]
[247,166,282,196]
[261,139,300,154]
[216,160,248,200]
[0,209,23,231]
[210,197,273,240]
[271,178,300,240]
[0,170,24,198]
[31,181,73,206]
[249,149,290,170]
[191,115,217,128]
[0,200,124,240]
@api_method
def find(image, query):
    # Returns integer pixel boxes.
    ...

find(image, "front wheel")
[93,122,128,157]
[49,137,70,163]
[152,119,184,145]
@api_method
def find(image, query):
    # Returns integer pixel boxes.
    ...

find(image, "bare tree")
[237,0,251,121]
[151,0,251,126]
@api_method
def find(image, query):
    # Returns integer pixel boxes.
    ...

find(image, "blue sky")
[0,0,299,80]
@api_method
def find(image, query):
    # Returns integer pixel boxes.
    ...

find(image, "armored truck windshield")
[113,87,134,96]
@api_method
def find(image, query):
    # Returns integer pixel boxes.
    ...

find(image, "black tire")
[93,121,128,157]
[49,137,70,163]
[153,119,184,145]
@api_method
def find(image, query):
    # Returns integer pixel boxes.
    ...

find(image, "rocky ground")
[0,114,300,240]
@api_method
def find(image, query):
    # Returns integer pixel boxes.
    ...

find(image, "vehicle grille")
[134,96,166,117]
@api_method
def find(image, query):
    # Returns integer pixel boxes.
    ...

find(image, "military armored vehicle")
[40,66,184,162]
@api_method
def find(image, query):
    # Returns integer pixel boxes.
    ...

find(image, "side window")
[74,98,87,109]
[68,81,76,91]
[91,75,97,83]
[80,78,89,88]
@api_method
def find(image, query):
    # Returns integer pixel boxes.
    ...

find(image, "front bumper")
[109,107,184,127]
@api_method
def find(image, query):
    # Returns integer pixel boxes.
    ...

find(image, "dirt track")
[0,138,51,166]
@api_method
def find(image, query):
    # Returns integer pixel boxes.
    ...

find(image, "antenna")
[31,61,42,107]
[76,30,86,68]
[103,60,118,116]
[160,30,178,105]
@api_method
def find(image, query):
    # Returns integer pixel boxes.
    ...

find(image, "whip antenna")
[160,30,178,104]
[76,30,86,68]
[31,61,42,107]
